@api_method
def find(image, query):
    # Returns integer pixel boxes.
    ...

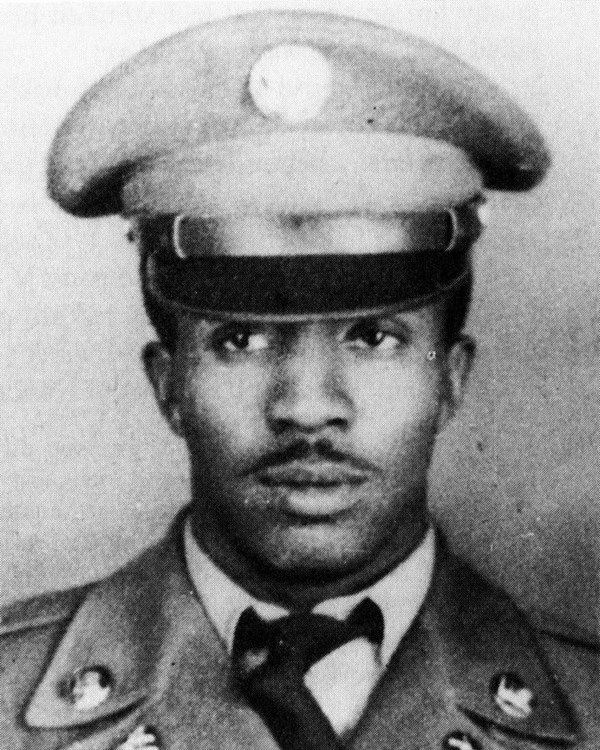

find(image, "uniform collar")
[23,511,579,747]
[183,517,435,666]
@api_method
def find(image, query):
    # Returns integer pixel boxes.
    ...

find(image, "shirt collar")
[184,518,435,666]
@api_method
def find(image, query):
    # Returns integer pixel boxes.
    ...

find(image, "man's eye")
[212,327,270,353]
[345,322,409,350]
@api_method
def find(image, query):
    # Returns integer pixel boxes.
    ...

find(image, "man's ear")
[142,341,184,437]
[439,334,475,427]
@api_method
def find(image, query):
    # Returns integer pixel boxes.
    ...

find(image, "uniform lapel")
[350,606,485,750]
[350,543,580,750]
[139,580,278,750]
[24,514,278,750]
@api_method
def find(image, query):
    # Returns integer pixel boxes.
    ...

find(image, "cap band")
[139,201,481,318]
[142,201,481,258]
[169,210,460,260]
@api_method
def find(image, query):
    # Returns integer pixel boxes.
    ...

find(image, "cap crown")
[48,10,550,218]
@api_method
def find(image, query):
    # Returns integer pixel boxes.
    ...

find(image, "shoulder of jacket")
[0,525,179,641]
[439,544,598,653]
[0,585,87,637]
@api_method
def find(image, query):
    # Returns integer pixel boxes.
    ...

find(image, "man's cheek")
[182,400,260,469]
[355,386,436,454]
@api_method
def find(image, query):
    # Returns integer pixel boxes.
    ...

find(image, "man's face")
[147,215,472,580]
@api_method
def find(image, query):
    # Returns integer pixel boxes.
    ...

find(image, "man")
[0,10,597,750]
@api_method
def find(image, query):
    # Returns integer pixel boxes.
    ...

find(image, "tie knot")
[232,598,383,679]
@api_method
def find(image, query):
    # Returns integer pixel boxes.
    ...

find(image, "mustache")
[246,439,378,475]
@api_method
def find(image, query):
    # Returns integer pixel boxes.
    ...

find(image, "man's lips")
[255,459,370,488]
[254,458,371,519]
[246,442,378,518]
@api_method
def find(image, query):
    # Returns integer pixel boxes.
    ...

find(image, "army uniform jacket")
[0,520,597,750]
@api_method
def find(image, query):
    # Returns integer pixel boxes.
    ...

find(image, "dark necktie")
[232,598,384,750]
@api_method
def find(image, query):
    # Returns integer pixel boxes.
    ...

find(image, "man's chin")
[247,525,373,582]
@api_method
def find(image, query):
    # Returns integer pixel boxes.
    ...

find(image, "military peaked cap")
[48,11,550,318]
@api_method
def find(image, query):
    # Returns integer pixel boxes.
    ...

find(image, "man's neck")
[189,508,430,609]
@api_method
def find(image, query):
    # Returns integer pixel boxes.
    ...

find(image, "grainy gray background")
[1,0,598,635]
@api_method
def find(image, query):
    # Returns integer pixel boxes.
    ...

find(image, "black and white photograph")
[0,2,598,748]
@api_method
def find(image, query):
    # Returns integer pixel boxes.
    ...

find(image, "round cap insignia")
[249,44,332,123]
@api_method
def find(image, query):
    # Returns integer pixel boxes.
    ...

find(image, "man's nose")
[265,328,355,434]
